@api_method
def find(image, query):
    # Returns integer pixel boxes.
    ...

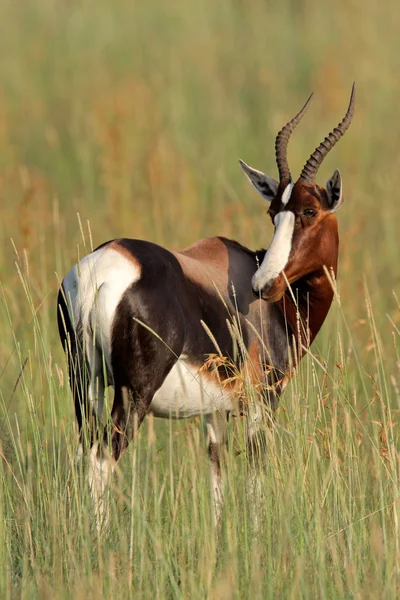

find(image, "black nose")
[253,286,272,301]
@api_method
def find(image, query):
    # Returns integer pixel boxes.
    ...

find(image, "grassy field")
[1,0,400,597]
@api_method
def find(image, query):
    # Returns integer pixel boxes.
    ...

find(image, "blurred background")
[1,0,400,427]
[3,1,400,596]
[2,0,400,420]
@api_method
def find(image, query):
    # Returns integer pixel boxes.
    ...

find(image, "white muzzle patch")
[252,210,295,293]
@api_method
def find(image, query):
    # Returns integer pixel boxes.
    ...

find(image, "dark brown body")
[58,232,336,462]
[57,85,353,525]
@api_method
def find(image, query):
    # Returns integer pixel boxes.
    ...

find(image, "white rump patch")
[252,210,295,293]
[62,246,141,405]
[281,182,294,206]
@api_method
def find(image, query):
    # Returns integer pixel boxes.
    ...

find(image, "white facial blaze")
[281,181,294,205]
[252,210,295,293]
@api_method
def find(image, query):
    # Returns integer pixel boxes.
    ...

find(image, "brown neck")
[277,263,337,354]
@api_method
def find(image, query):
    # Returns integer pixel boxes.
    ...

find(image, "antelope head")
[240,84,355,303]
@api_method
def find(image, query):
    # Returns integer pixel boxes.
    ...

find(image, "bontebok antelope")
[57,85,355,523]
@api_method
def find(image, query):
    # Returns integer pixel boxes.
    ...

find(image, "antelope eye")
[303,208,317,218]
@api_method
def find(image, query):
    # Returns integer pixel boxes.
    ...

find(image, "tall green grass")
[1,0,400,597]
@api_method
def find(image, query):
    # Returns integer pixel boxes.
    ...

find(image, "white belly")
[149,359,235,419]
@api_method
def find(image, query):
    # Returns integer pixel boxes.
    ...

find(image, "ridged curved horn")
[275,93,313,184]
[300,83,355,184]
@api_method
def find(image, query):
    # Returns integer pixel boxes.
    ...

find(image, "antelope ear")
[239,159,279,203]
[326,169,343,212]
